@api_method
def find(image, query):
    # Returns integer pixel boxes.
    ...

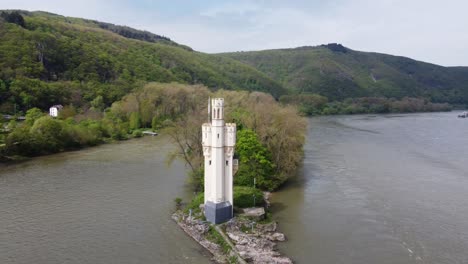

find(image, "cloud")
[1,0,467,66]
[199,1,261,18]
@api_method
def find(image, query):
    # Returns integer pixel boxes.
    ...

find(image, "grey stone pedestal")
[205,201,233,224]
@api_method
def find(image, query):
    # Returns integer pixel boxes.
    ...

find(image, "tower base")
[204,201,233,224]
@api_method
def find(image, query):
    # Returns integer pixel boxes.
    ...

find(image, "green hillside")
[222,44,468,104]
[1,10,467,115]
[0,10,285,113]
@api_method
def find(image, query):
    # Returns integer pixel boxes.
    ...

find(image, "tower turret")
[202,98,237,224]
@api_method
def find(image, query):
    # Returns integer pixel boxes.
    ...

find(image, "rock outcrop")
[225,218,292,264]
[172,211,293,264]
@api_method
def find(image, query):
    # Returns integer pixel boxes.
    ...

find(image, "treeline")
[2,83,306,195]
[113,83,306,192]
[0,10,285,115]
[0,83,199,158]
[222,45,468,105]
[280,94,452,115]
[1,106,144,157]
[92,21,180,47]
[0,11,25,28]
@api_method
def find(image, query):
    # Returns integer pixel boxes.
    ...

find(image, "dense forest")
[0,10,285,115]
[279,94,451,115]
[221,44,468,104]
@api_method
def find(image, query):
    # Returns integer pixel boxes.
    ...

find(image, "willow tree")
[116,83,307,191]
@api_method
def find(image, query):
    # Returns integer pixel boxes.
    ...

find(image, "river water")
[0,135,210,264]
[272,112,468,264]
[2,113,468,264]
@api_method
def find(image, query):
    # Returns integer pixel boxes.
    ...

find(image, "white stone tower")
[202,98,237,224]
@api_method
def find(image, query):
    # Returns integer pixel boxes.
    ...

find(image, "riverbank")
[0,136,213,264]
[172,194,293,264]
[0,129,159,164]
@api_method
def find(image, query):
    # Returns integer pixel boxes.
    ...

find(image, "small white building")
[202,98,237,224]
[49,105,63,117]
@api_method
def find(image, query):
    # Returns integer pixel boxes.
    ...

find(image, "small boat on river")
[458,112,468,118]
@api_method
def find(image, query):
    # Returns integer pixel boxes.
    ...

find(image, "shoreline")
[0,132,162,165]
[172,193,293,264]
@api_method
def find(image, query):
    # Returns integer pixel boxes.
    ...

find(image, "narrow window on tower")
[226,160,228,166]
[217,134,219,139]
[209,160,212,165]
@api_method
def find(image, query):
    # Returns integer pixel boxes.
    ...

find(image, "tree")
[25,108,44,126]
[1,11,26,28]
[129,112,141,131]
[58,105,77,119]
[29,116,67,153]
[234,129,276,190]
[151,116,158,130]
[90,95,105,111]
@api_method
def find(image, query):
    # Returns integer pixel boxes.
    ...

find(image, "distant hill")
[0,10,285,113]
[1,10,467,114]
[221,44,468,104]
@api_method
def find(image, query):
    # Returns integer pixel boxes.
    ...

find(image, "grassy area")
[206,226,232,254]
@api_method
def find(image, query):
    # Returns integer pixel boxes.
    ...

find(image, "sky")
[1,0,467,66]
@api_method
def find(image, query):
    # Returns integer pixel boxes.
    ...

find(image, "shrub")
[185,192,204,213]
[132,130,142,138]
[233,186,264,208]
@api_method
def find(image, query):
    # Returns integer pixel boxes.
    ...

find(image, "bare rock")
[257,222,277,232]
[227,232,250,245]
[242,207,266,221]
[265,232,286,242]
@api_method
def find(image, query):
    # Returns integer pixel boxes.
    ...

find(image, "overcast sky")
[1,0,467,66]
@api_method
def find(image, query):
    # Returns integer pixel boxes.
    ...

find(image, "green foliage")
[206,226,231,254]
[29,116,67,152]
[188,167,204,192]
[185,192,204,213]
[58,105,77,119]
[151,116,159,130]
[174,197,182,209]
[233,186,265,208]
[129,112,141,131]
[3,111,127,157]
[321,97,451,115]
[25,107,44,126]
[280,94,328,115]
[281,94,452,116]
[90,95,105,111]
[131,129,142,138]
[234,129,276,191]
[223,45,468,104]
[1,11,26,28]
[0,10,286,114]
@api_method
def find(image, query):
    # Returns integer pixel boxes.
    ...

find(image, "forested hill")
[221,44,468,104]
[0,10,285,113]
[1,10,467,115]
